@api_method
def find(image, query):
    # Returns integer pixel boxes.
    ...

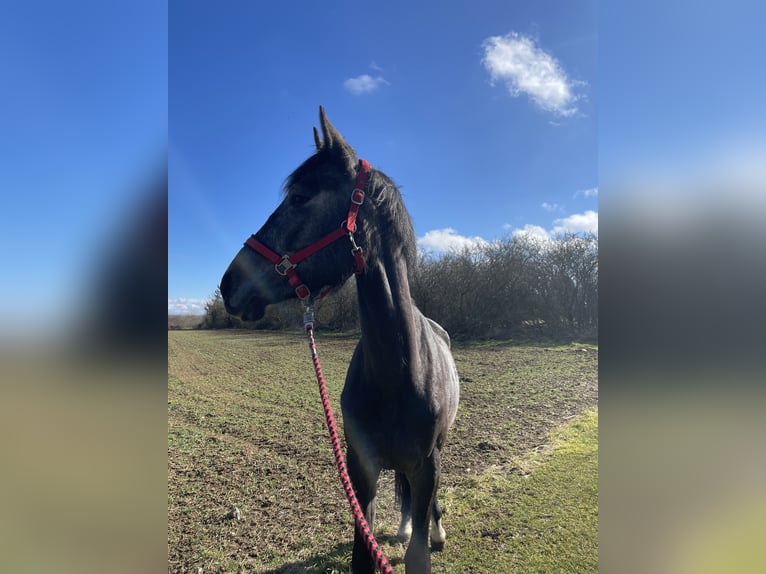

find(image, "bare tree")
[412,234,597,340]
[316,279,359,331]
[204,234,597,340]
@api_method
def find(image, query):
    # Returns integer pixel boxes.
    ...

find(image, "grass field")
[168,330,598,573]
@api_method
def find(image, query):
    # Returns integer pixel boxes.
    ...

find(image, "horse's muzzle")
[220,267,267,321]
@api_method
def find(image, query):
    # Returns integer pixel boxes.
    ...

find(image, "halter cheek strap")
[244,159,370,302]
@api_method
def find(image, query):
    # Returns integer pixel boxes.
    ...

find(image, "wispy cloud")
[574,187,598,199]
[417,228,488,254]
[482,32,583,117]
[343,74,389,96]
[542,202,562,212]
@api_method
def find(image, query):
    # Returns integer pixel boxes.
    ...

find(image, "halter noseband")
[244,159,370,302]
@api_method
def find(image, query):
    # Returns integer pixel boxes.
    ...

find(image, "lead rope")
[303,306,394,574]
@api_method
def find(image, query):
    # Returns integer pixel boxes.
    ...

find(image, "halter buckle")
[351,188,365,205]
[275,255,296,276]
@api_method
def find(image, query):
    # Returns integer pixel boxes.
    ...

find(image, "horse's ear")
[318,105,357,167]
[319,105,340,148]
[313,126,322,151]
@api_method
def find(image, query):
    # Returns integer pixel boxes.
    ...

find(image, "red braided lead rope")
[304,309,393,574]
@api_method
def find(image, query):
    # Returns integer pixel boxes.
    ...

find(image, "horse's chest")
[341,389,437,467]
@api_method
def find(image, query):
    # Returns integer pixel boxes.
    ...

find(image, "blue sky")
[599,1,766,185]
[0,2,166,331]
[168,1,598,314]
[3,2,760,323]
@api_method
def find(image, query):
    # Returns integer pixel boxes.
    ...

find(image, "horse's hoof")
[430,519,447,550]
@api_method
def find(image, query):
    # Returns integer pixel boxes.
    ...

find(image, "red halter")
[244,159,370,302]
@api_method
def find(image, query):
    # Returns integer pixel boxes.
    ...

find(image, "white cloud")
[541,202,561,212]
[422,213,598,257]
[575,187,598,199]
[507,210,598,241]
[168,297,207,315]
[552,210,598,236]
[511,224,553,243]
[343,74,389,95]
[417,228,488,254]
[482,32,582,117]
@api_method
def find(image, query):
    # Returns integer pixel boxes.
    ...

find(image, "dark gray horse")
[221,107,460,574]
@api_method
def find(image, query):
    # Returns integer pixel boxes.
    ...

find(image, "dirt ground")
[168,331,598,573]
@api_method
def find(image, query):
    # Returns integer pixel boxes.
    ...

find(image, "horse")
[220,106,460,574]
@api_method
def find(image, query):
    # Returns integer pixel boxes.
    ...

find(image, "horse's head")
[221,107,365,321]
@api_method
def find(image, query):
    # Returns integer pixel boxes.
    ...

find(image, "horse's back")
[425,316,451,348]
[416,311,460,429]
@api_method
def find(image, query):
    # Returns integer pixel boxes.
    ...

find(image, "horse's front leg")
[346,444,380,574]
[404,451,440,574]
[396,471,413,541]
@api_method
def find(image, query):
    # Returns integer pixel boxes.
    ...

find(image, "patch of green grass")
[436,407,598,573]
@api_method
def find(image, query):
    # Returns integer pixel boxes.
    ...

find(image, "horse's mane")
[365,167,417,274]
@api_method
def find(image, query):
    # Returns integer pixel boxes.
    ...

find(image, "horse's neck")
[355,252,420,377]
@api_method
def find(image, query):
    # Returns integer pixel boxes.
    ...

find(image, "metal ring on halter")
[274,255,296,276]
[295,284,311,301]
[341,219,356,233]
